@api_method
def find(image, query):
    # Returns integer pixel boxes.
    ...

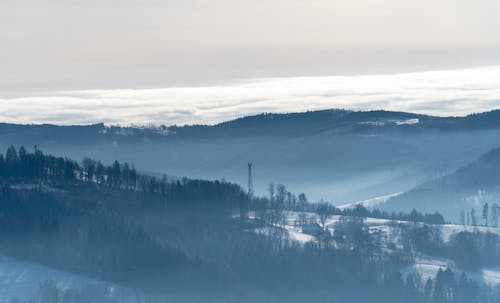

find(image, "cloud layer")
[2,66,500,126]
[3,0,500,92]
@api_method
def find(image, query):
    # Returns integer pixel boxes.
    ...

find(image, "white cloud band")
[2,66,500,126]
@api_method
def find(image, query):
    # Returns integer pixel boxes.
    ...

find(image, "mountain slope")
[2,109,500,202]
[382,146,500,220]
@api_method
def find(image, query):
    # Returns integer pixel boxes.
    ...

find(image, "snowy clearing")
[0,256,139,302]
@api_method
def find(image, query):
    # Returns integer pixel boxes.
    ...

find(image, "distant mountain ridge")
[2,108,500,203]
[4,109,500,140]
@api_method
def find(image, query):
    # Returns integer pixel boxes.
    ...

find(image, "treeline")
[0,146,244,210]
[325,204,445,225]
[250,182,445,225]
[459,203,500,227]
[373,267,486,303]
[408,268,482,303]
[0,146,79,182]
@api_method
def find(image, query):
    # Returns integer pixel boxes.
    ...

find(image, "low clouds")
[2,66,500,126]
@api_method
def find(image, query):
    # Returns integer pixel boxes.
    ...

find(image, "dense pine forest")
[1,146,500,302]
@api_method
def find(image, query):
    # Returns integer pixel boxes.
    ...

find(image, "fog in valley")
[2,110,500,302]
[3,0,500,301]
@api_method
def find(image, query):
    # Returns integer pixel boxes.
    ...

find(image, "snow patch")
[359,118,419,127]
[338,192,403,210]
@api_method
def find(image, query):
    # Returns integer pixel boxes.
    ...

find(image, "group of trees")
[423,269,480,303]
[402,223,500,271]
[0,146,244,211]
[250,182,445,229]
[317,203,445,225]
[460,202,500,227]
[0,146,78,182]
[265,182,309,210]
[0,145,132,186]
[377,268,483,303]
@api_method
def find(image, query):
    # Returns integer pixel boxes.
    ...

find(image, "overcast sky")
[2,0,500,124]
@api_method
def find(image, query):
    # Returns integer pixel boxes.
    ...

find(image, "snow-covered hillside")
[337,192,404,210]
[0,256,139,302]
[252,210,500,287]
[402,258,500,287]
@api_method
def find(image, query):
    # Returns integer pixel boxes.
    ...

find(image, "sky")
[2,0,500,125]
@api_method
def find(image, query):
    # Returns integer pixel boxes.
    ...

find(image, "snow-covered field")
[252,210,500,287]
[254,208,500,246]
[0,256,139,302]
[254,225,316,243]
[481,268,500,285]
[402,257,500,287]
[401,257,450,281]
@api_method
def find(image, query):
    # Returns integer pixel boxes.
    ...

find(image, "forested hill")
[382,146,500,220]
[3,109,500,141]
[3,109,500,204]
[3,146,500,303]
[0,145,244,210]
[0,146,249,291]
[167,109,500,138]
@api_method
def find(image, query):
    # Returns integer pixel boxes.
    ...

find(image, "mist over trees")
[5,109,500,206]
[1,146,500,303]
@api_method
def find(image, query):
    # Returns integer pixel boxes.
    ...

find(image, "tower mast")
[247,162,253,197]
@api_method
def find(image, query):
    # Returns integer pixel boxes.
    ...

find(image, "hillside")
[3,147,500,302]
[2,109,500,203]
[382,146,500,220]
